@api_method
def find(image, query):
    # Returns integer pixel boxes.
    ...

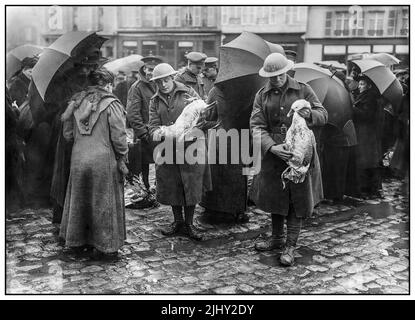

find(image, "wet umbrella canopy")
[366,52,400,68]
[104,54,144,74]
[216,32,272,84]
[293,62,353,130]
[6,44,43,80]
[215,32,273,130]
[31,31,107,102]
[351,59,403,110]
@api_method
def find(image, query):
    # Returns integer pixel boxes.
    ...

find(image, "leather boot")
[255,237,285,251]
[183,224,203,241]
[160,221,184,236]
[280,246,295,266]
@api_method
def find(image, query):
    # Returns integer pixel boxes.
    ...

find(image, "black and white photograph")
[2,1,411,298]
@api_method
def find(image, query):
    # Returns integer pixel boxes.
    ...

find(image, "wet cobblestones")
[6,178,409,294]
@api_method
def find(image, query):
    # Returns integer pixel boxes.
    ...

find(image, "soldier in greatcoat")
[250,53,328,266]
[149,63,211,241]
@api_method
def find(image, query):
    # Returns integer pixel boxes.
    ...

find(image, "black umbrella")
[215,32,273,130]
[293,63,354,130]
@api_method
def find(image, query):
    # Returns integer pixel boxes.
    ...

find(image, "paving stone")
[341,262,371,274]
[80,266,104,273]
[389,264,408,272]
[213,285,237,294]
[305,265,329,272]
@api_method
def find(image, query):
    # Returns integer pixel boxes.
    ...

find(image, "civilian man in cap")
[9,56,38,106]
[175,51,207,100]
[148,63,211,241]
[250,53,327,266]
[126,55,163,191]
[201,57,218,97]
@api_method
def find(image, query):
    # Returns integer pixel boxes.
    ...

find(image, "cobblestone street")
[6,175,409,295]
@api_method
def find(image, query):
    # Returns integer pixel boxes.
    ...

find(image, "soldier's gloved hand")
[297,107,311,119]
[270,144,293,161]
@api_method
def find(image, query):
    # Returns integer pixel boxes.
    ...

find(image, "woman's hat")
[259,53,294,78]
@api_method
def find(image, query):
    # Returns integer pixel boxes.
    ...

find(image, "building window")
[143,7,155,28]
[400,8,408,36]
[351,11,364,36]
[122,40,138,56]
[120,7,137,28]
[242,6,255,25]
[203,40,216,57]
[159,40,174,65]
[153,7,161,27]
[142,40,157,56]
[192,6,202,26]
[222,7,228,25]
[207,7,216,27]
[367,11,385,37]
[285,6,300,24]
[167,7,181,27]
[224,6,241,25]
[97,7,104,30]
[386,10,397,36]
[334,11,349,36]
[269,7,278,25]
[256,7,269,24]
[325,12,332,36]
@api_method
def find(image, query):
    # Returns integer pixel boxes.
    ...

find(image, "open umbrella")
[351,59,403,110]
[31,31,107,102]
[366,53,400,68]
[215,32,272,130]
[293,62,353,130]
[104,54,144,74]
[264,40,285,55]
[216,31,271,84]
[6,44,44,80]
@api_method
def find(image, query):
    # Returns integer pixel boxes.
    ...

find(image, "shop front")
[117,32,221,69]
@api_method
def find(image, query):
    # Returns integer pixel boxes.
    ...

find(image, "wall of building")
[304,5,409,67]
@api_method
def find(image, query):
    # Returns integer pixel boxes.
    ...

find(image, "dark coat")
[352,89,382,170]
[201,74,215,98]
[126,68,157,164]
[390,92,409,175]
[8,72,30,106]
[175,68,207,100]
[249,76,328,217]
[148,81,211,206]
[60,87,128,253]
[200,86,247,214]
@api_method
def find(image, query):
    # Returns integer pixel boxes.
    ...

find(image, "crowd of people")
[5,38,409,266]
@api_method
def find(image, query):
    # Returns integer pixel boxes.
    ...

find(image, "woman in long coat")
[148,63,211,241]
[59,68,128,257]
[250,53,327,266]
[352,75,383,198]
[199,83,249,223]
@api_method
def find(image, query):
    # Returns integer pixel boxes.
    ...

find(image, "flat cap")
[141,55,163,66]
[185,51,207,63]
[204,57,218,67]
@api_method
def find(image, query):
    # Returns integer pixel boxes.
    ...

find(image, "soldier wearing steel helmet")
[175,51,207,100]
[148,63,211,241]
[250,53,328,266]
